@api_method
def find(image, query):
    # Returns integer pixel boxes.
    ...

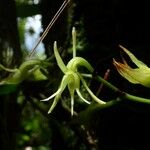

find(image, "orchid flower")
[42,27,106,115]
[113,45,150,87]
[0,59,47,85]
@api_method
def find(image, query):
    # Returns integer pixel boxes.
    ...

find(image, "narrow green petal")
[70,94,74,116]
[59,74,70,91]
[79,74,106,104]
[48,94,61,114]
[44,74,69,113]
[81,73,92,78]
[76,88,91,104]
[47,75,70,113]
[54,41,68,73]
[41,88,61,101]
[119,45,148,69]
[72,27,76,58]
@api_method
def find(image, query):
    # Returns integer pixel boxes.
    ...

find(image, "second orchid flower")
[113,45,150,87]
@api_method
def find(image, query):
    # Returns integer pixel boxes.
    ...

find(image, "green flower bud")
[113,45,150,87]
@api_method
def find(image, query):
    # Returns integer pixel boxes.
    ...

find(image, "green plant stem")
[95,75,150,104]
[96,76,119,92]
[125,93,150,104]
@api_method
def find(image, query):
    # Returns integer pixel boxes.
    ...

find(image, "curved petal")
[79,74,106,104]
[48,94,61,114]
[67,57,94,72]
[119,45,148,69]
[41,88,62,101]
[54,41,68,73]
[47,74,70,113]
[76,88,91,104]
[113,59,138,84]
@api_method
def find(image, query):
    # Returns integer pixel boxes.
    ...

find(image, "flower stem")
[125,93,150,104]
[95,75,150,104]
[96,76,119,92]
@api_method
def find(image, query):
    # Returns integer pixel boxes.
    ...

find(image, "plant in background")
[41,27,106,116]
[0,59,48,85]
[113,45,150,87]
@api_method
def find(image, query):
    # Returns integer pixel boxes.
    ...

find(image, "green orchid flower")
[42,27,106,115]
[113,45,150,87]
[0,59,47,85]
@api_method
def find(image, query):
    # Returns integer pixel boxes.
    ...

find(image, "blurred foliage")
[16,101,51,149]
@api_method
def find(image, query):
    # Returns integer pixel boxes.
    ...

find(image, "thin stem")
[96,76,119,92]
[96,69,110,96]
[125,93,150,104]
[95,75,150,104]
[0,64,18,72]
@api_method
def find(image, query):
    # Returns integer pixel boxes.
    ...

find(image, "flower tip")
[119,44,125,50]
[72,27,76,33]
[112,58,118,66]
[118,44,129,54]
[113,59,127,71]
[48,110,52,114]
[118,44,123,49]
[40,98,49,102]
[54,41,57,48]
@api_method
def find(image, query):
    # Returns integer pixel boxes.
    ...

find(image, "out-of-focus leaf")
[0,84,18,95]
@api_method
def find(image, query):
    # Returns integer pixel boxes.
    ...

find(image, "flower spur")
[41,27,106,115]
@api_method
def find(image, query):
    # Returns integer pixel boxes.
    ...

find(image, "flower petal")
[79,74,106,104]
[72,27,76,58]
[41,88,62,101]
[119,45,148,69]
[70,94,74,116]
[113,59,138,84]
[54,41,68,73]
[48,95,61,114]
[76,88,91,104]
[113,59,150,87]
[47,74,71,113]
